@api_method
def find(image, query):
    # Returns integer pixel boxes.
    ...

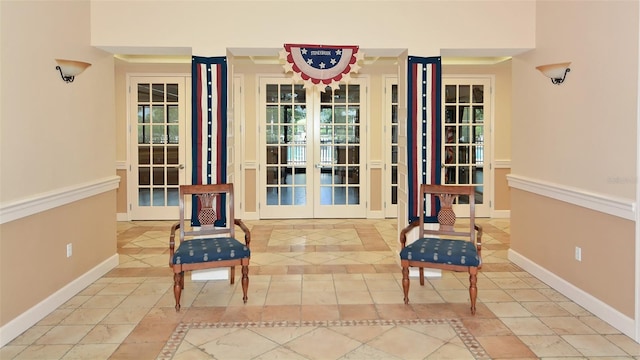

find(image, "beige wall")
[1,0,118,333]
[116,169,128,214]
[511,1,638,322]
[511,189,635,316]
[494,168,511,211]
[1,1,115,203]
[0,193,117,324]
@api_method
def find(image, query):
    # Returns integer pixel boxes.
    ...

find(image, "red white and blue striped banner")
[407,56,442,223]
[191,56,227,225]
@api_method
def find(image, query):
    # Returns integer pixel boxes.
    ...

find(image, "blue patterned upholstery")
[400,237,480,267]
[173,237,250,265]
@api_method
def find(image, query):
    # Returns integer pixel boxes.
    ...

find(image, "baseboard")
[0,254,120,347]
[116,212,128,222]
[508,249,637,340]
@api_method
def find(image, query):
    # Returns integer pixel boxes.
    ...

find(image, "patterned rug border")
[157,318,490,359]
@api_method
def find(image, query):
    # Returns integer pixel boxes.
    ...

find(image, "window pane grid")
[318,86,361,206]
[390,84,398,205]
[443,83,484,204]
[136,82,181,207]
[265,84,307,206]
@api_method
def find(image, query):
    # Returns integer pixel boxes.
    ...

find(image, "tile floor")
[2,218,640,359]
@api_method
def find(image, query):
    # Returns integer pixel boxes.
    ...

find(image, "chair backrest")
[178,183,236,241]
[417,184,476,243]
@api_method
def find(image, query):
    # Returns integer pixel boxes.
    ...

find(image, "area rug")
[157,318,490,359]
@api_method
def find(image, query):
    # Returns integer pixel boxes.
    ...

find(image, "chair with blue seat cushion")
[399,184,483,314]
[169,183,251,311]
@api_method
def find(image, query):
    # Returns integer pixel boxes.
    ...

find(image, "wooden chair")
[169,183,251,311]
[399,184,483,314]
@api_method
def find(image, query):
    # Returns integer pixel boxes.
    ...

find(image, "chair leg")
[174,272,184,312]
[241,265,249,304]
[469,267,478,315]
[230,266,236,284]
[419,267,425,286]
[401,266,410,304]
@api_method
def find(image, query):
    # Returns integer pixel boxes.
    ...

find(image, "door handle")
[174,164,185,170]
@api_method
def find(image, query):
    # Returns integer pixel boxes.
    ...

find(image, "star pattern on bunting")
[280,44,364,92]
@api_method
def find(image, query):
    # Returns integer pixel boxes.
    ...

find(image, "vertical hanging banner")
[280,44,365,91]
[191,56,227,226]
[407,56,442,223]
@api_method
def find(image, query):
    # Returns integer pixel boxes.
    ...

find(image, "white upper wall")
[90,0,536,57]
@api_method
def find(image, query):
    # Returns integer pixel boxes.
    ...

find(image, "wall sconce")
[55,59,91,83]
[536,62,571,85]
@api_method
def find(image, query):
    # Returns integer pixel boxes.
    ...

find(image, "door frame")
[232,74,247,219]
[383,75,399,218]
[442,75,494,218]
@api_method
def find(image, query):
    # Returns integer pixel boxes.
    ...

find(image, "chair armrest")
[399,220,420,248]
[474,224,483,264]
[474,224,483,247]
[234,219,251,248]
[169,222,180,266]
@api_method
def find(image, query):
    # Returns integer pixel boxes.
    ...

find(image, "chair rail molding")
[0,176,121,224]
[494,159,511,168]
[507,174,635,221]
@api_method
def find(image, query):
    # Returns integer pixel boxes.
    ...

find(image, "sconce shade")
[536,62,571,85]
[55,59,91,83]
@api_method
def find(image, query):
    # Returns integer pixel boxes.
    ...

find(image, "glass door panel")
[442,78,491,217]
[130,77,187,220]
[261,80,313,218]
[314,83,365,217]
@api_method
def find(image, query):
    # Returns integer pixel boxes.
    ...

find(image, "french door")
[442,77,492,217]
[129,76,188,220]
[259,77,367,218]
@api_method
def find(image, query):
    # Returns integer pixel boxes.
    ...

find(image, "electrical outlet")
[574,246,581,262]
[66,243,73,258]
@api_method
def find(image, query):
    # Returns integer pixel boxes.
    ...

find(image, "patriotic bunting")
[280,44,364,91]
